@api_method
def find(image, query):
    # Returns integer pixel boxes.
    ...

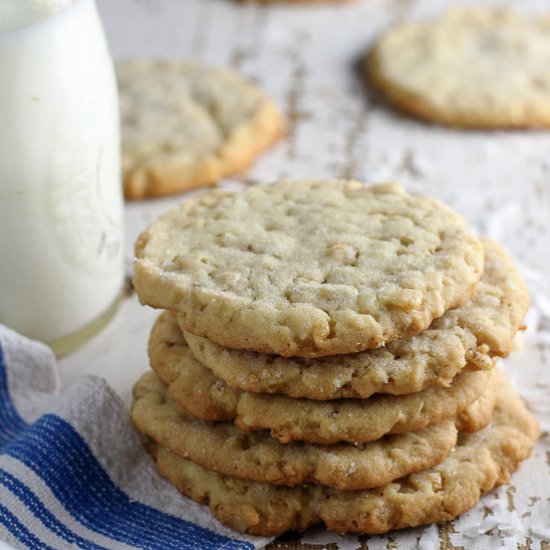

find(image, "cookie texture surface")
[148,317,492,444]
[184,240,527,399]
[367,8,550,129]
[117,60,284,199]
[149,374,540,536]
[135,181,484,357]
[132,371,459,490]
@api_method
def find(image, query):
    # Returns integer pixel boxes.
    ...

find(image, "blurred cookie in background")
[117,60,284,199]
[366,8,550,129]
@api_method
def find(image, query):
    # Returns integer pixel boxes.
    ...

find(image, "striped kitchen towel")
[0,324,269,550]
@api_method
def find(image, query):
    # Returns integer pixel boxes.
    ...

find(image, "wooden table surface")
[60,0,550,547]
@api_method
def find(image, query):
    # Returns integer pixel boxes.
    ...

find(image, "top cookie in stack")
[134,181,484,357]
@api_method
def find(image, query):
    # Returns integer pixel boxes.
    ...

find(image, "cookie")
[183,240,527,399]
[132,371,459,490]
[135,181,484,357]
[367,8,550,129]
[148,318,493,443]
[149,373,540,536]
[229,369,493,444]
[117,60,284,199]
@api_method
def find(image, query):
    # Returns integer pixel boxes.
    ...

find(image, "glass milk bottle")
[0,0,124,355]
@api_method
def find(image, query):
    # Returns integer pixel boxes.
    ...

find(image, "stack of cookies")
[131,180,539,536]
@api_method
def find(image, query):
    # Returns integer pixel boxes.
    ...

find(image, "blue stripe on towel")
[0,468,109,550]
[0,502,56,550]
[0,346,28,448]
[0,347,252,550]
